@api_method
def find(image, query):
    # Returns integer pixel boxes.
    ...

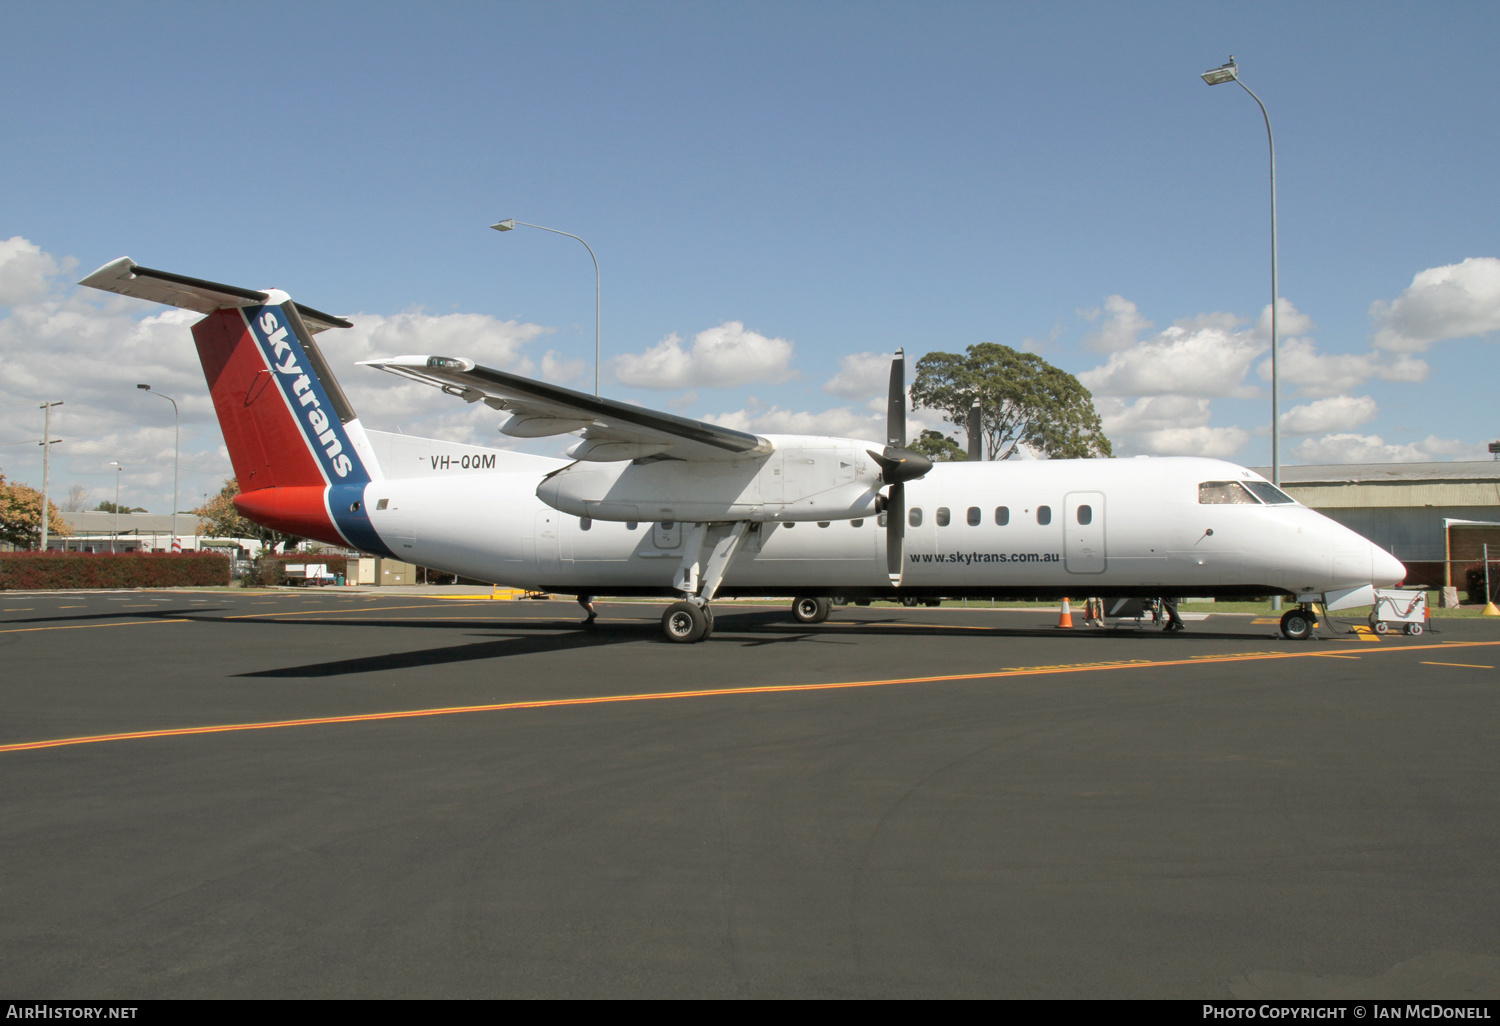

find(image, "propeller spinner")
[867,348,932,584]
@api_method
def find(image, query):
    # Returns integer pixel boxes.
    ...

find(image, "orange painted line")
[1419,661,1494,669]
[0,619,189,635]
[224,601,495,619]
[6,639,1500,756]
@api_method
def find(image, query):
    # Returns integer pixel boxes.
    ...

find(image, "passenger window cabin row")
[906,504,1088,528]
[578,482,1290,538]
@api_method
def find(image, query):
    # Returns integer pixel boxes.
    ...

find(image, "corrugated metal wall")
[1286,482,1500,508]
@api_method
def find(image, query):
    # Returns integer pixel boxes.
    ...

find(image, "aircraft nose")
[1373,543,1405,587]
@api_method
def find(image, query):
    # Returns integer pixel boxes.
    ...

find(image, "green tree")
[908,429,968,463]
[0,469,73,549]
[93,500,148,514]
[910,343,1112,460]
[194,478,302,550]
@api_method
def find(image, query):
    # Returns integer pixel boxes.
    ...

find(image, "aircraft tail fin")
[80,258,393,555]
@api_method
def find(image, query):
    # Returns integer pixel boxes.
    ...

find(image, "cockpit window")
[1244,481,1297,505]
[1198,481,1259,504]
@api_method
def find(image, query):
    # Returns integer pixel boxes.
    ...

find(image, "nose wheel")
[1279,605,1319,641]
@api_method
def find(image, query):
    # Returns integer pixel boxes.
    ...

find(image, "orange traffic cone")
[1484,601,1500,616]
[1057,596,1074,629]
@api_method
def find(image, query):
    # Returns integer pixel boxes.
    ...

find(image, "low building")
[1256,461,1500,588]
[43,511,265,558]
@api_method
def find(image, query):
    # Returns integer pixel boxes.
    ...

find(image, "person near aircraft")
[1160,597,1186,632]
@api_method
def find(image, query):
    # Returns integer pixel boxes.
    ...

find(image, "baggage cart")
[1369,588,1427,636]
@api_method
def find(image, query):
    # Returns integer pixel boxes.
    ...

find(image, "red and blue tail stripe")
[193,298,394,556]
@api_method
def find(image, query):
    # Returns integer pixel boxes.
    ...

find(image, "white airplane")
[81,257,1405,643]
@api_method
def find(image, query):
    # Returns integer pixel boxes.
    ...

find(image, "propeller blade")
[967,399,982,461]
[886,482,904,582]
[887,347,906,449]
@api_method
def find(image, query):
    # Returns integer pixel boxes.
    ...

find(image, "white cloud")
[1093,396,1247,458]
[1278,395,1378,435]
[1371,257,1500,352]
[1260,338,1429,398]
[1079,294,1152,353]
[1130,426,1249,459]
[613,321,796,389]
[1289,432,1483,464]
[1255,296,1315,339]
[0,236,71,307]
[822,351,892,399]
[540,350,587,386]
[1096,395,1212,434]
[1079,322,1265,398]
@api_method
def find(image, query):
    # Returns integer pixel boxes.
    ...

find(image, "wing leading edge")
[360,355,774,463]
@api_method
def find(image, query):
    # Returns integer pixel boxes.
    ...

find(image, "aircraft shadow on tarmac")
[224,608,1311,679]
[0,606,229,625]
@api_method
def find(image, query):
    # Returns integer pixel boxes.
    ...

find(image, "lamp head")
[136,383,150,390]
[1201,57,1238,86]
[490,219,517,232]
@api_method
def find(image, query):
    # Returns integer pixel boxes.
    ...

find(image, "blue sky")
[3,1,1498,514]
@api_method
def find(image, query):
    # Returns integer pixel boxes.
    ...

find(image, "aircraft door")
[535,510,561,579]
[1064,492,1106,574]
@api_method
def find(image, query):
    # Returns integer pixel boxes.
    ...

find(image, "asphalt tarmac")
[2,590,1498,999]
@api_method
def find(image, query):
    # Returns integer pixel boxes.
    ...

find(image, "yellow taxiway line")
[4,639,1498,756]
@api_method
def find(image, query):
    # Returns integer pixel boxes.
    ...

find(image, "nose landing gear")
[1279,604,1320,640]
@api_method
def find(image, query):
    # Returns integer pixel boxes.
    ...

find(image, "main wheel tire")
[792,596,832,625]
[1280,609,1314,640]
[901,596,921,607]
[662,601,708,643]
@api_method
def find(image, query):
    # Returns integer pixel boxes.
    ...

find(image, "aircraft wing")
[360,355,773,462]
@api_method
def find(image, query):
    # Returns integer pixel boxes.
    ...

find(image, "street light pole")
[137,384,181,552]
[38,400,63,550]
[1201,55,1280,489]
[109,461,123,554]
[490,219,601,397]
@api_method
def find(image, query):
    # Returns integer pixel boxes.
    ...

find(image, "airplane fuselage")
[362,432,1402,601]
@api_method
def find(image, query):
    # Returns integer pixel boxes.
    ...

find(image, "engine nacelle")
[536,435,883,523]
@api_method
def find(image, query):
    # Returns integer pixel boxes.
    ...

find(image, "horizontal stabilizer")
[79,257,352,333]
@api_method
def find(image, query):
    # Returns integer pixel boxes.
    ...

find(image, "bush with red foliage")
[0,551,231,590]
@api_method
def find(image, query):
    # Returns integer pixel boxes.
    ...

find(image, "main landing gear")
[659,522,750,644]
[791,596,832,625]
[662,600,714,642]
